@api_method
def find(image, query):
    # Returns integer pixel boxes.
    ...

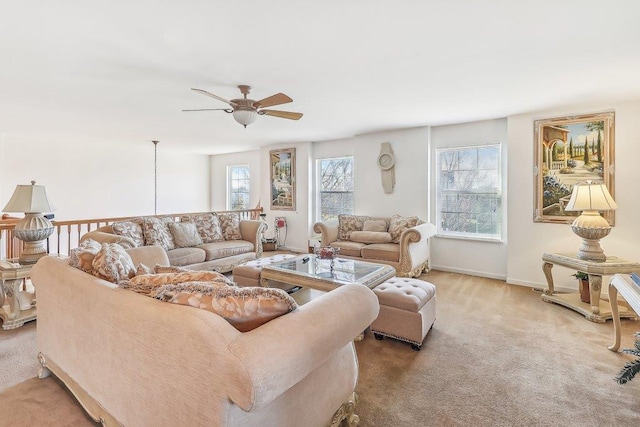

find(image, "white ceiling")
[1,0,639,155]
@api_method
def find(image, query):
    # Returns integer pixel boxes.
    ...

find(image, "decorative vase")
[578,278,590,304]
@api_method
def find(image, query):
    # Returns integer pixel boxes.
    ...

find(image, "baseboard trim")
[430,265,506,281]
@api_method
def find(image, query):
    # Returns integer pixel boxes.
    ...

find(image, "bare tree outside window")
[318,157,354,222]
[228,165,250,210]
[436,145,501,240]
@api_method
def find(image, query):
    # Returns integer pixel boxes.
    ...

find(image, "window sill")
[436,234,503,244]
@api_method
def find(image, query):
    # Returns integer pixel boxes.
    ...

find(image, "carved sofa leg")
[330,392,359,427]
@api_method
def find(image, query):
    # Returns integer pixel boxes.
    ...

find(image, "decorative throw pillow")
[349,231,393,244]
[180,213,223,243]
[111,219,145,247]
[168,222,203,248]
[152,283,298,332]
[120,270,235,295]
[154,265,191,274]
[69,239,102,272]
[389,214,420,243]
[218,212,242,240]
[135,263,153,276]
[363,219,388,232]
[338,214,371,241]
[142,217,175,250]
[92,243,136,283]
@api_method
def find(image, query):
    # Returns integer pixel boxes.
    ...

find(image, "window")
[317,157,354,222]
[436,144,501,241]
[227,165,250,210]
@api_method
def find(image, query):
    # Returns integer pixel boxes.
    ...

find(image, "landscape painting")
[533,112,615,225]
[270,148,296,210]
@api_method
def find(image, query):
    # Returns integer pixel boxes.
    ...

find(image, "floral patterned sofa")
[313,214,436,277]
[81,212,264,273]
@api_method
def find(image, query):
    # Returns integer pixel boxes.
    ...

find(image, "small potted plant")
[572,271,590,303]
[615,332,640,384]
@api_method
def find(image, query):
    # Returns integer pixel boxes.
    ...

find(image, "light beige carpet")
[1,270,639,426]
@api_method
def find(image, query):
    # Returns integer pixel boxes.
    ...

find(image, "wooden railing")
[0,208,263,259]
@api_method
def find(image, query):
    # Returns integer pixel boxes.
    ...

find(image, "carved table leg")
[5,278,21,321]
[588,274,602,315]
[608,284,622,352]
[37,353,51,379]
[542,262,555,295]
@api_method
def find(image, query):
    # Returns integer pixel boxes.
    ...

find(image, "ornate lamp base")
[571,211,611,262]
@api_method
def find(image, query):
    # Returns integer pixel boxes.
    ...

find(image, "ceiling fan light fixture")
[232,109,258,128]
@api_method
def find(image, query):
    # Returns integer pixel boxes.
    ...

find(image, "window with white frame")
[317,157,354,222]
[436,144,501,240]
[227,165,250,210]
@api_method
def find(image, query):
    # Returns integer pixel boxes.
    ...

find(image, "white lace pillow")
[69,239,102,272]
[112,219,145,247]
[92,243,136,283]
[142,217,175,250]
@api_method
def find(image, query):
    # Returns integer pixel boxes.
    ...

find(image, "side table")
[541,252,640,323]
[0,259,36,330]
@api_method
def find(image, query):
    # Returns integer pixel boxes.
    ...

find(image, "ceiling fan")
[183,85,303,128]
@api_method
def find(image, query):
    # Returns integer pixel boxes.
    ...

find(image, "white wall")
[209,150,261,211]
[313,127,430,220]
[0,139,210,220]
[507,99,640,291]
[429,119,508,279]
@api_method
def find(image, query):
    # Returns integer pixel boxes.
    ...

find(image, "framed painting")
[270,148,296,211]
[533,111,615,225]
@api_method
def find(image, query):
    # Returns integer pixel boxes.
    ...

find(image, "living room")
[2,1,640,425]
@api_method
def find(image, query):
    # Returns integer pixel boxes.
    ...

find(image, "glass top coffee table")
[260,254,395,292]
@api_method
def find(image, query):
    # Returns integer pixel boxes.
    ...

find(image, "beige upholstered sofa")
[81,212,264,273]
[31,246,379,426]
[313,214,436,277]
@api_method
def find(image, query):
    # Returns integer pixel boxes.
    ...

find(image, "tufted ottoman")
[371,277,436,351]
[232,254,298,288]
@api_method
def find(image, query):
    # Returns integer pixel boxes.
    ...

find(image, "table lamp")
[564,180,617,262]
[2,181,54,264]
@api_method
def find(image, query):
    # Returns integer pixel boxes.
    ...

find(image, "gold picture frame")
[270,148,296,211]
[533,112,615,225]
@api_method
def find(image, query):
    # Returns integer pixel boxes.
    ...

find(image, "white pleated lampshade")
[564,181,617,212]
[3,181,53,213]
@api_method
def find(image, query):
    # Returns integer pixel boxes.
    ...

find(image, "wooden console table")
[0,259,36,330]
[608,274,640,351]
[541,252,640,323]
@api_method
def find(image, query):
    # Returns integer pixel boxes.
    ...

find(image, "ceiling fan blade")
[260,110,303,120]
[182,108,232,112]
[190,88,235,106]
[254,93,292,108]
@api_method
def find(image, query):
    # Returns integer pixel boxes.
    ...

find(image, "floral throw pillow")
[112,219,145,247]
[338,214,371,241]
[152,283,298,332]
[218,212,242,240]
[389,214,420,243]
[120,270,234,295]
[142,217,175,251]
[180,213,223,243]
[69,239,102,272]
[92,243,136,283]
